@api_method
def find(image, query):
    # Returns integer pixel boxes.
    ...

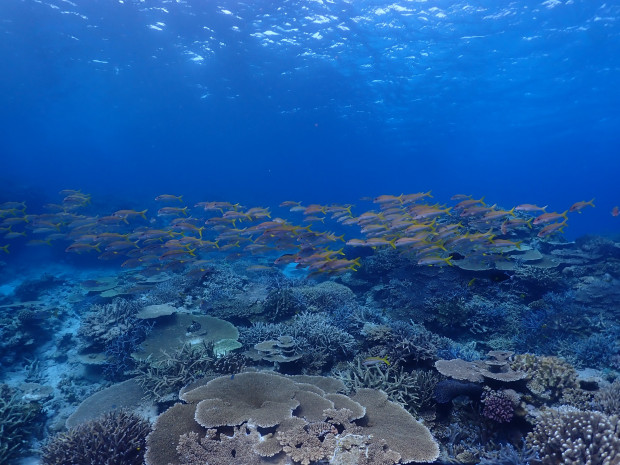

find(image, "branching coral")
[333,358,439,416]
[593,380,620,415]
[133,342,215,401]
[78,298,142,351]
[527,407,620,465]
[41,410,151,465]
[240,311,357,372]
[0,384,41,463]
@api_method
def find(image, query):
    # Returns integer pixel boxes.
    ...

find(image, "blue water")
[1,0,619,237]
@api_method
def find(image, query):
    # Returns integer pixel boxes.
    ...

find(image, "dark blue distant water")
[1,0,619,238]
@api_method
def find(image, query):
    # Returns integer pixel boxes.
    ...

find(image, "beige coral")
[351,388,440,463]
[527,407,620,465]
[145,372,440,465]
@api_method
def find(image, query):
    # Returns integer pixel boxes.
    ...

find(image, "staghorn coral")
[0,384,41,463]
[333,357,439,416]
[478,440,540,465]
[526,407,620,465]
[41,410,151,465]
[133,342,215,401]
[211,351,248,375]
[240,311,357,372]
[78,298,141,351]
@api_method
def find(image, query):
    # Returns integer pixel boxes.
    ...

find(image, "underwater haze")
[1,0,619,238]
[3,1,620,465]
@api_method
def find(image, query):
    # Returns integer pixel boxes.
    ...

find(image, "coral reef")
[333,357,439,416]
[133,342,215,401]
[511,354,579,403]
[593,379,620,415]
[239,311,357,372]
[41,410,150,465]
[435,350,528,383]
[480,388,515,423]
[0,384,42,463]
[145,372,440,465]
[526,407,620,465]
[478,440,540,465]
[78,298,143,355]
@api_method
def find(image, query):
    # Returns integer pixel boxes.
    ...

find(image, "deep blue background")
[1,0,619,239]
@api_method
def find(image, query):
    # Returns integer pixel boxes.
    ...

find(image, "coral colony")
[0,191,619,465]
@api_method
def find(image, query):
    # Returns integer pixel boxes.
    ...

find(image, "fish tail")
[561,210,569,221]
[93,243,101,253]
[335,234,345,242]
[140,209,148,219]
[515,241,523,250]
[383,356,391,365]
[178,195,183,202]
[508,206,516,217]
[0,244,9,254]
[352,257,361,269]
[388,238,397,249]
[188,248,197,257]
[182,207,188,216]
[588,198,595,207]
[425,190,433,198]
[444,256,454,266]
[526,218,533,229]
[198,227,204,239]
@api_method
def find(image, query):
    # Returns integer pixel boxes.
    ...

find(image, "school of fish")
[0,191,599,278]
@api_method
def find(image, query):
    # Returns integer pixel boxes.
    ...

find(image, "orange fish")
[569,198,595,213]
[533,210,568,225]
[537,221,567,237]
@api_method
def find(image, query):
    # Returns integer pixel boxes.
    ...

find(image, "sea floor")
[1,232,620,464]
